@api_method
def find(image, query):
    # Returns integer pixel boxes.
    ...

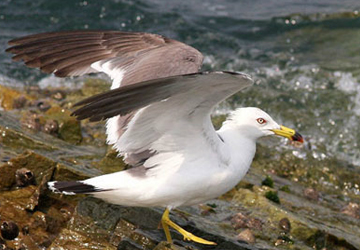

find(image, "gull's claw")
[161,208,217,245]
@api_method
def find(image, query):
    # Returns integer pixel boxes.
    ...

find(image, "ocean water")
[1,0,360,167]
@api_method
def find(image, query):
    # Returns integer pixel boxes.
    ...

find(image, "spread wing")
[6,30,203,85]
[6,30,204,138]
[72,71,253,171]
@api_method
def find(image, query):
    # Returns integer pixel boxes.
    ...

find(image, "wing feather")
[72,71,253,167]
[7,30,204,137]
[6,30,203,81]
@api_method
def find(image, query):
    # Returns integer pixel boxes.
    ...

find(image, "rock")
[117,240,144,250]
[0,86,32,111]
[95,149,127,174]
[198,204,216,216]
[1,221,19,240]
[12,96,28,109]
[274,235,294,246]
[51,162,91,182]
[279,218,291,233]
[15,168,36,187]
[303,188,320,201]
[21,113,41,131]
[51,90,66,101]
[49,228,115,249]
[45,106,82,143]
[110,219,157,249]
[341,203,360,219]
[237,229,255,244]
[279,185,290,193]
[0,151,56,190]
[1,185,40,211]
[43,119,59,135]
[153,241,182,250]
[230,212,262,230]
[33,100,51,112]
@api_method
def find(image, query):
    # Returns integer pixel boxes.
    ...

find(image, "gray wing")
[72,71,253,167]
[6,30,203,85]
[7,30,204,138]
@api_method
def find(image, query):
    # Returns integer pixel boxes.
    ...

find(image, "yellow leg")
[161,210,173,243]
[161,208,217,245]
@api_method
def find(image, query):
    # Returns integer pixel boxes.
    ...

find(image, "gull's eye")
[257,118,266,124]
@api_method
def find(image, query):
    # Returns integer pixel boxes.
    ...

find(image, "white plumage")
[8,30,303,245]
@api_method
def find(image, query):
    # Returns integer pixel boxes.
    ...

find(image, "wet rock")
[0,151,56,190]
[110,219,157,249]
[0,86,31,111]
[232,188,319,242]
[1,221,19,240]
[117,240,144,250]
[279,185,290,193]
[230,213,262,230]
[51,90,66,101]
[59,120,84,144]
[303,188,320,201]
[153,241,183,250]
[279,218,291,233]
[21,226,29,235]
[1,185,40,211]
[95,149,127,174]
[46,205,75,234]
[275,235,294,246]
[33,100,51,112]
[12,96,28,109]
[341,203,360,219]
[45,106,82,143]
[49,228,115,249]
[21,113,41,131]
[43,119,59,135]
[15,168,36,187]
[231,213,248,229]
[237,229,255,244]
[199,204,216,216]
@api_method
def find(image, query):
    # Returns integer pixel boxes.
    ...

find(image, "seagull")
[6,30,303,245]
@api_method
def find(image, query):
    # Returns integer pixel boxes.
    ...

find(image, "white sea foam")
[335,71,360,116]
[0,73,24,88]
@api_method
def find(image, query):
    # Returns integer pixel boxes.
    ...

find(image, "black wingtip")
[48,181,109,194]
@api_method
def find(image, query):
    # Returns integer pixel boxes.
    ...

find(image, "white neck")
[217,122,257,178]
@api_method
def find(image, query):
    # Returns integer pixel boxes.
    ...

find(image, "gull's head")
[227,107,303,143]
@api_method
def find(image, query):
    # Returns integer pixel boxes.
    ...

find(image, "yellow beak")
[271,125,304,143]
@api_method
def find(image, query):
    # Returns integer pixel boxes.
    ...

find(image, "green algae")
[264,190,280,204]
[261,176,274,188]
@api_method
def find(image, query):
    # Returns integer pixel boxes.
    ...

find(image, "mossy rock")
[81,78,111,97]
[0,85,34,110]
[94,148,127,174]
[0,150,56,190]
[52,162,92,182]
[45,106,82,144]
